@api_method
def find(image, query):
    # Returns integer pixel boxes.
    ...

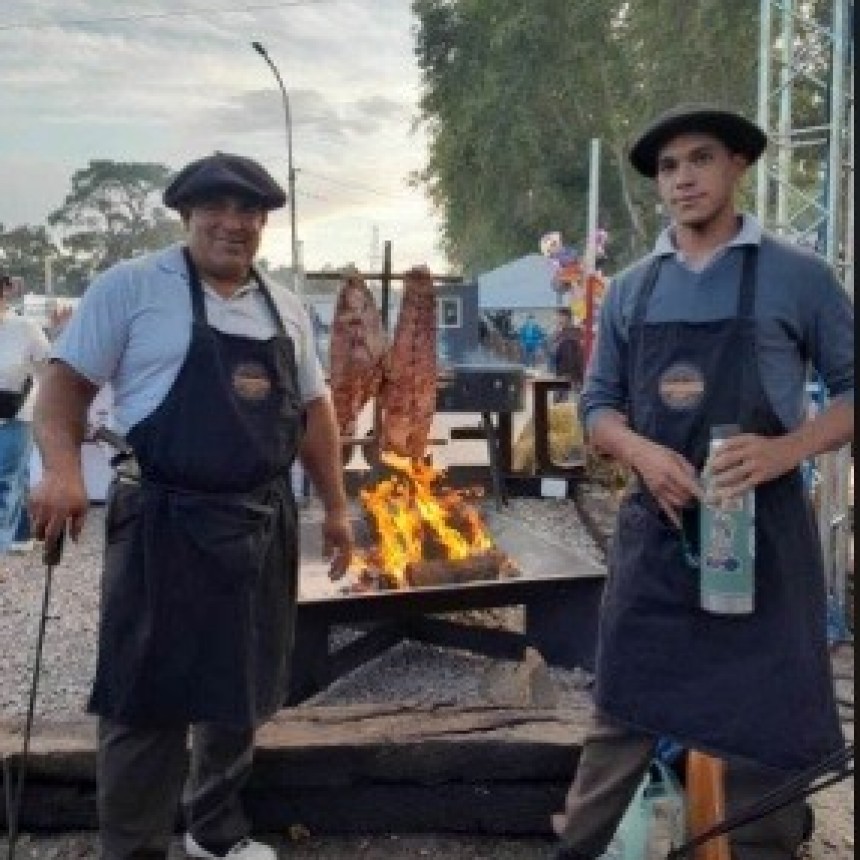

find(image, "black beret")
[163,152,287,210]
[629,105,767,178]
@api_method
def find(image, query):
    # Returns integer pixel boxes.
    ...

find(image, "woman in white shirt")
[0,273,51,553]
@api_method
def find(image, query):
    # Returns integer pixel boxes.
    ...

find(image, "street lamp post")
[251,40,300,294]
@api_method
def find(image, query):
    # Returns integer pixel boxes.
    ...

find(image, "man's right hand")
[589,411,702,528]
[633,439,702,528]
[29,469,90,544]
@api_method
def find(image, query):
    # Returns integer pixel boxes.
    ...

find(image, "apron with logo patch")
[594,244,843,770]
[89,248,304,727]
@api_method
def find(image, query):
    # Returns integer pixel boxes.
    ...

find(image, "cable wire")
[0,0,338,32]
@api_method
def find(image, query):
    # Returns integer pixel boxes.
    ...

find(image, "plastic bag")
[599,759,687,860]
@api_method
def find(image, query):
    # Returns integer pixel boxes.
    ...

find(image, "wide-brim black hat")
[629,105,767,178]
[163,152,287,210]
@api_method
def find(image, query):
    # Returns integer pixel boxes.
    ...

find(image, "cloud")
[206,88,409,142]
[0,0,447,272]
[0,157,74,228]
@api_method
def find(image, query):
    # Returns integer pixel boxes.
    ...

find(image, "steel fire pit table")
[290,505,606,704]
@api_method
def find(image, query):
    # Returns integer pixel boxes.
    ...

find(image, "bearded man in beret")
[31,152,354,860]
[548,107,853,859]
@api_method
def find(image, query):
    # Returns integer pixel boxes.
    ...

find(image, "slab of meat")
[378,266,437,459]
[328,273,388,462]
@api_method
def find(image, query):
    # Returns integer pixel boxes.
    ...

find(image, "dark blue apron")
[89,248,304,728]
[594,243,843,771]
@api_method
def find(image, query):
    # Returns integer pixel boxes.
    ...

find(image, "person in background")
[9,298,75,554]
[9,498,34,553]
[518,312,547,368]
[548,307,584,401]
[30,153,354,860]
[549,105,853,859]
[0,272,51,561]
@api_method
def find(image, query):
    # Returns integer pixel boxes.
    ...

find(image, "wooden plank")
[0,704,590,833]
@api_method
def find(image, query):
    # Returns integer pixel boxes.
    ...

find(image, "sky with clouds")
[0,0,450,274]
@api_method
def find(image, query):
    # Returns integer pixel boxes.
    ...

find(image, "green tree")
[47,160,183,287]
[0,224,60,294]
[412,0,762,273]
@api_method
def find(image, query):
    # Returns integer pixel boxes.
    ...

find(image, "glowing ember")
[350,452,498,586]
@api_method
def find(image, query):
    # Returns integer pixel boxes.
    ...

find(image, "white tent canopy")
[477,253,563,310]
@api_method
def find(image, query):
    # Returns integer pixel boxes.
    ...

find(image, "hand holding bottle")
[706,431,797,500]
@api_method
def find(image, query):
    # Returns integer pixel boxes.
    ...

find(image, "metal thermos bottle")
[699,424,755,615]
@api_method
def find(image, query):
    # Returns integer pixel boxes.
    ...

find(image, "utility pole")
[582,138,601,363]
[252,41,301,297]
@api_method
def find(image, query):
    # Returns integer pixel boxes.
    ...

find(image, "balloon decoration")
[539,230,583,293]
[539,229,608,322]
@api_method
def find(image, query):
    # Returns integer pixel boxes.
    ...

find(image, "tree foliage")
[0,225,60,294]
[412,0,762,274]
[46,160,183,291]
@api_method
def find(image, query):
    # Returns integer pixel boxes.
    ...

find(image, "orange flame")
[351,452,494,586]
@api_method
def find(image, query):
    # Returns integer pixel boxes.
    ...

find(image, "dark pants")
[553,713,808,860]
[97,718,254,860]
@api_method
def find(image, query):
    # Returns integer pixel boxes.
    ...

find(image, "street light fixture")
[251,40,300,294]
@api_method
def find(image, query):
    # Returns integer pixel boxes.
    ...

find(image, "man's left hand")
[708,433,798,499]
[322,508,354,580]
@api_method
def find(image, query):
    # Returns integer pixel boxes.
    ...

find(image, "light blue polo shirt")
[54,244,327,434]
[580,215,854,432]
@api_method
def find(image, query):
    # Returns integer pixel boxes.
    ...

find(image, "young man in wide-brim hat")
[547,105,853,859]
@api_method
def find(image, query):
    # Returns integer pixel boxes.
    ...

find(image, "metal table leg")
[481,411,506,509]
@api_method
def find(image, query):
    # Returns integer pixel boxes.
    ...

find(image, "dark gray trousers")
[96,718,254,860]
[553,713,808,860]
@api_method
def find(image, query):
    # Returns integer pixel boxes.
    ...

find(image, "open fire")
[348,453,516,589]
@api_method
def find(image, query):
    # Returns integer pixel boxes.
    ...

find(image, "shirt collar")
[155,243,261,297]
[653,214,763,259]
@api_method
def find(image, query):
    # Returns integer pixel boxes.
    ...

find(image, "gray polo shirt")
[54,244,327,434]
[579,215,854,433]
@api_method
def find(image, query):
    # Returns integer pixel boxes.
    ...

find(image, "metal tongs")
[3,532,65,860]
[92,425,139,481]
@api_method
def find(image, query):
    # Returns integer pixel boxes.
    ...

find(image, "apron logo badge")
[232,361,272,402]
[658,362,705,411]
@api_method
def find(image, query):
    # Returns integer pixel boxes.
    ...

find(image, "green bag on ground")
[598,759,686,860]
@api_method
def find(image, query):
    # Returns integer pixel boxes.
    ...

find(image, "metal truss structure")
[756,0,854,640]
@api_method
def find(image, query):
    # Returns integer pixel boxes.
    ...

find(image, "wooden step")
[0,703,590,834]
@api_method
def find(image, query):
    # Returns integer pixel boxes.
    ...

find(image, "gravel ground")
[0,488,853,859]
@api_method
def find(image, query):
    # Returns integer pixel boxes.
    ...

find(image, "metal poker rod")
[4,532,65,860]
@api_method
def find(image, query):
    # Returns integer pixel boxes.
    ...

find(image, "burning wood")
[404,550,509,588]
[349,453,516,589]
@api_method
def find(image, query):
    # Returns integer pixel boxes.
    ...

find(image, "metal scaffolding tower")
[756,0,854,640]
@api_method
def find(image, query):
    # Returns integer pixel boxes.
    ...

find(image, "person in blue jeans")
[518,313,547,367]
[0,420,33,549]
[10,502,34,552]
[0,273,50,557]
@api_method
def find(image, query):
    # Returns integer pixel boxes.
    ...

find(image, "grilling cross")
[327,267,518,590]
